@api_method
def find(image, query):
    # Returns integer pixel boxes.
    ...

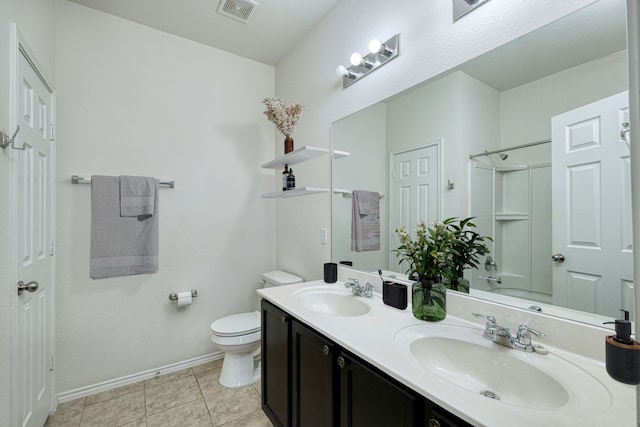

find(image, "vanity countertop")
[258,280,636,427]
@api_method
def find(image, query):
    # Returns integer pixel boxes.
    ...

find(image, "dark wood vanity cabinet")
[291,319,336,426]
[338,350,418,427]
[261,299,473,427]
[261,300,291,427]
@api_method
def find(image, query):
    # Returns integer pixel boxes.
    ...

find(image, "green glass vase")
[446,275,470,294]
[412,277,446,322]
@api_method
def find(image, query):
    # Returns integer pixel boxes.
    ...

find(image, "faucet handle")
[516,324,544,347]
[517,323,544,338]
[347,277,359,284]
[363,282,374,298]
[472,312,496,325]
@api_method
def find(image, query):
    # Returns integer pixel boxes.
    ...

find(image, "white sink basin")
[295,287,371,317]
[395,324,612,415]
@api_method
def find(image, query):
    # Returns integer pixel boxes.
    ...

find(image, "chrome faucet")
[345,278,374,298]
[472,313,544,352]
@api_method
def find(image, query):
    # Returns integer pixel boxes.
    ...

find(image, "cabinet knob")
[322,344,330,356]
[427,419,441,427]
[280,316,288,324]
[337,356,346,369]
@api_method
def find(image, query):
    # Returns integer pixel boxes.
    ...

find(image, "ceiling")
[69,0,339,65]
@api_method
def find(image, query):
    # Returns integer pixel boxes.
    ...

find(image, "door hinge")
[49,124,56,142]
[49,354,55,371]
[49,239,55,256]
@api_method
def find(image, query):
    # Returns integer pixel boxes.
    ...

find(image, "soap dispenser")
[604,309,640,385]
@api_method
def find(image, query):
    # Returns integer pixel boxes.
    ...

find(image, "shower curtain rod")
[468,138,551,159]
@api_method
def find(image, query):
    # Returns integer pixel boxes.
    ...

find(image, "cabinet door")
[291,320,336,427]
[338,351,418,427]
[261,300,291,427]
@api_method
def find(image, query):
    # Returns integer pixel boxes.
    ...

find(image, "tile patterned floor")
[45,359,274,427]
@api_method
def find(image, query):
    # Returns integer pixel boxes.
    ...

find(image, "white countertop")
[258,280,636,427]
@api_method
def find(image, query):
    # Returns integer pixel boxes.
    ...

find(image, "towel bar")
[333,189,384,198]
[71,175,175,188]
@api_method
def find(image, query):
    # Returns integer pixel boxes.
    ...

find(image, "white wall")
[0,0,55,423]
[274,0,599,281]
[54,0,275,393]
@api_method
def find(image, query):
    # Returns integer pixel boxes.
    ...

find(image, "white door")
[14,47,55,427]
[389,143,440,272]
[551,91,633,317]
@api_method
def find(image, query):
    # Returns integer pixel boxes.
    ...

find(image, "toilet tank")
[262,270,303,288]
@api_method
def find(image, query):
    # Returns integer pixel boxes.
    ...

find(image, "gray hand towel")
[351,190,381,252]
[120,175,156,219]
[90,175,159,279]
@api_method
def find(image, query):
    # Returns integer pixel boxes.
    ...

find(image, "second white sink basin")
[295,287,371,317]
[395,324,612,415]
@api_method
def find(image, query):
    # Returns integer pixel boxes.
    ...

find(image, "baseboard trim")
[56,352,224,404]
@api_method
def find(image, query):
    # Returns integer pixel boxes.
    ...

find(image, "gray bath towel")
[351,190,381,252]
[120,175,156,218]
[90,175,159,279]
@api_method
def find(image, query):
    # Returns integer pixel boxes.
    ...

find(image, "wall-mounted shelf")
[332,150,350,159]
[261,146,330,169]
[262,187,329,199]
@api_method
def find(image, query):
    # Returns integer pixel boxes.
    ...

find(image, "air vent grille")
[217,0,260,24]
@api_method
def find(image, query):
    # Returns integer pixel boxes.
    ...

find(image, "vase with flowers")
[262,97,304,154]
[394,220,458,322]
[441,217,492,294]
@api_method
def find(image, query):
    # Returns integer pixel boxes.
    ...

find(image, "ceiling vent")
[217,0,260,24]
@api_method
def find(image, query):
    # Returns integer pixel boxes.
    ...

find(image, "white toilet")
[210,270,303,388]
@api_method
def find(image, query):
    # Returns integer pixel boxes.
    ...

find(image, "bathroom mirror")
[331,0,631,326]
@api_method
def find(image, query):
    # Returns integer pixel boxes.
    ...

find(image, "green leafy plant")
[394,217,492,290]
[442,217,493,290]
[394,218,458,280]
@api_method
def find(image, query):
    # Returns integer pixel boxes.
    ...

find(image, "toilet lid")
[211,311,261,337]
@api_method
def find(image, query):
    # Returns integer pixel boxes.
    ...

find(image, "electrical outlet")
[321,227,328,245]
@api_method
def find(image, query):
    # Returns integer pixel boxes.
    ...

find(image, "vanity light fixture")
[350,53,373,69]
[336,34,400,89]
[335,65,358,80]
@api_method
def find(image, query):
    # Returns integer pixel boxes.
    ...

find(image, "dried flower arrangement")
[262,97,304,137]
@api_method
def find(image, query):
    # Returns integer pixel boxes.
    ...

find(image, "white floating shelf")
[261,187,329,199]
[332,150,350,159]
[261,146,330,169]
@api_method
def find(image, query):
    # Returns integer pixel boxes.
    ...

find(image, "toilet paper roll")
[176,291,192,307]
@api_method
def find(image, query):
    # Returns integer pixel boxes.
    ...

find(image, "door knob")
[17,280,39,295]
[551,254,565,262]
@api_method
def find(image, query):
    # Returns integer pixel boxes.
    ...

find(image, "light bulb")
[369,39,382,54]
[336,65,348,76]
[350,52,363,66]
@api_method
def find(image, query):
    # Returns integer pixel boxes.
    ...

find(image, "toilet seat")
[211,311,260,337]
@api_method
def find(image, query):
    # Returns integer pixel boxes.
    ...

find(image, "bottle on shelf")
[282,164,289,191]
[287,168,296,191]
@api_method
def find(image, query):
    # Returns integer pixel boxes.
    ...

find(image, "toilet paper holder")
[168,290,198,301]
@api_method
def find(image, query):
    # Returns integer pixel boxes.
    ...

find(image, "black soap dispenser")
[604,309,640,385]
